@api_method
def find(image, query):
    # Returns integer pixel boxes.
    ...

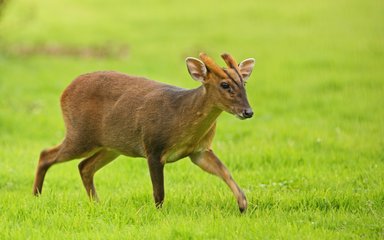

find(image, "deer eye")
[220,82,230,89]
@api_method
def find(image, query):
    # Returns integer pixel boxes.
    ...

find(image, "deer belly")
[161,144,207,164]
[161,146,194,164]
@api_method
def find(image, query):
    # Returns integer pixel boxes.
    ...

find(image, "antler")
[221,53,242,78]
[199,53,228,79]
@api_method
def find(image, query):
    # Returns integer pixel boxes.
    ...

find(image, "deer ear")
[186,57,207,82]
[238,58,255,81]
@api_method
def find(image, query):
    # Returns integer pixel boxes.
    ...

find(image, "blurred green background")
[0,0,383,239]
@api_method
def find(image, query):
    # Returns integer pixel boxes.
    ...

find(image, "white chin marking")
[236,114,246,120]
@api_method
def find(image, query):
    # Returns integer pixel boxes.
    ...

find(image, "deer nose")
[243,108,253,118]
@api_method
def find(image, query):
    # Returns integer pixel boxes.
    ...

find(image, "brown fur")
[33,53,255,212]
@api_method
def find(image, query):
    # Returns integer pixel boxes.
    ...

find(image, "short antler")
[199,53,227,79]
[221,53,242,80]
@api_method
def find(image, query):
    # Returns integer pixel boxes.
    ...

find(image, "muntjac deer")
[33,53,255,212]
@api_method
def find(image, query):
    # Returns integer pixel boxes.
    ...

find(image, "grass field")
[0,0,383,239]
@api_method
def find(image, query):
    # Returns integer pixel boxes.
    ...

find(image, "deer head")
[186,53,255,119]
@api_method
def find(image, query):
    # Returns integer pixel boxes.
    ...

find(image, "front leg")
[147,156,165,208]
[190,150,247,212]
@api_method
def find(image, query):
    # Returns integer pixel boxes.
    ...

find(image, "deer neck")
[180,85,222,136]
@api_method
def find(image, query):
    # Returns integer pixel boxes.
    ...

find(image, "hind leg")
[33,144,61,195]
[33,139,98,195]
[78,150,119,201]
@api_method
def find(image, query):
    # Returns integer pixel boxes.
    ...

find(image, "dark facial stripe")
[222,57,244,83]
[223,69,240,88]
[232,67,243,83]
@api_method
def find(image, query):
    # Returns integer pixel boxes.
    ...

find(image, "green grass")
[0,0,383,239]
